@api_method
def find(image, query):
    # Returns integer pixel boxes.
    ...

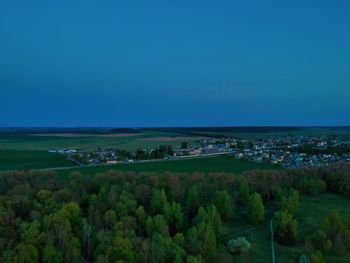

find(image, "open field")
[137,136,197,142]
[0,150,74,170]
[30,133,141,137]
[1,127,349,152]
[55,155,278,178]
[1,127,349,171]
[152,127,350,139]
[0,130,201,152]
[220,193,350,262]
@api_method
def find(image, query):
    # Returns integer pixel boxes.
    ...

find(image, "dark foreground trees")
[1,162,350,262]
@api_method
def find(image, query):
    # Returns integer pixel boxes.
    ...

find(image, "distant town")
[49,134,350,169]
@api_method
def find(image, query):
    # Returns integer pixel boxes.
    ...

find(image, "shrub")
[227,237,251,255]
[305,230,331,253]
[310,250,325,263]
[308,179,327,195]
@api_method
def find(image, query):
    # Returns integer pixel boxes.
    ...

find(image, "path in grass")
[218,193,350,263]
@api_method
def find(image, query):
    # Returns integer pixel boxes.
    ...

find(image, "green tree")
[323,210,350,254]
[186,186,200,220]
[151,233,185,263]
[186,227,200,255]
[115,191,137,218]
[173,233,185,248]
[164,201,184,234]
[103,210,117,229]
[186,255,205,263]
[135,205,146,235]
[106,234,137,262]
[194,206,222,236]
[181,142,189,149]
[305,230,331,253]
[151,215,170,237]
[43,202,82,262]
[207,206,222,236]
[310,250,325,263]
[202,223,217,261]
[42,244,63,263]
[307,179,327,195]
[237,178,250,205]
[20,220,43,248]
[274,210,298,245]
[150,189,168,215]
[277,189,299,215]
[213,190,233,221]
[16,243,39,263]
[246,193,265,224]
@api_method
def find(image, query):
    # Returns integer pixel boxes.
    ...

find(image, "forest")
[1,163,350,263]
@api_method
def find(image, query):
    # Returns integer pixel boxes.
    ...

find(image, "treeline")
[0,163,350,262]
[135,145,174,160]
[293,144,350,155]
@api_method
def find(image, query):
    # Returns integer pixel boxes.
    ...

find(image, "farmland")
[0,130,201,171]
[0,150,74,171]
[55,155,278,178]
[0,130,200,152]
[1,126,349,172]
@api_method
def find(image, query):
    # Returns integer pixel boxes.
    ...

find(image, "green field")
[220,193,350,262]
[0,131,200,152]
[0,150,74,171]
[56,156,278,178]
[0,130,201,171]
[1,127,348,172]
[151,127,350,140]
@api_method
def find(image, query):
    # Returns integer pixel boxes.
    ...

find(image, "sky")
[0,0,349,127]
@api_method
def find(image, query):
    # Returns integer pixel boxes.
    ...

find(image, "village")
[49,134,350,169]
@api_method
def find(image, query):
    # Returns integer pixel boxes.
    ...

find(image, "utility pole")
[270,218,276,263]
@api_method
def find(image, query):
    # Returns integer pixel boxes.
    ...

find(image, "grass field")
[219,193,350,263]
[0,131,201,152]
[0,150,74,170]
[1,127,348,172]
[0,130,202,171]
[55,155,278,178]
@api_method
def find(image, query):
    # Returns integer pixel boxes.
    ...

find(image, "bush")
[308,179,327,195]
[310,250,325,263]
[305,230,331,253]
[227,237,251,255]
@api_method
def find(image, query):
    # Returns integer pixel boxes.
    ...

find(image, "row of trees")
[135,145,174,160]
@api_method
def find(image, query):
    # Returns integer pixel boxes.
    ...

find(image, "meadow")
[55,155,278,178]
[0,150,73,170]
[0,130,199,171]
[0,130,200,152]
[221,193,350,263]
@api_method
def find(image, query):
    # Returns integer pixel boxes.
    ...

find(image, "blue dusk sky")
[0,0,349,127]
